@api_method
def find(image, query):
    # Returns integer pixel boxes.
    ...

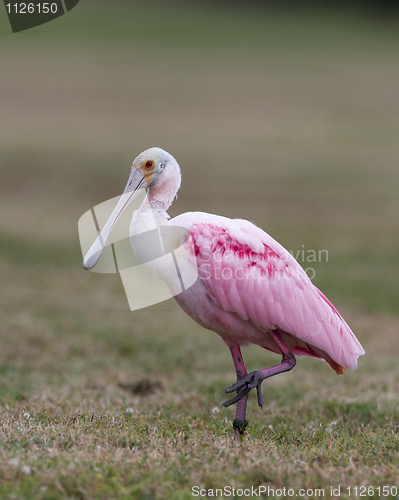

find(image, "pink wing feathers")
[173,212,364,373]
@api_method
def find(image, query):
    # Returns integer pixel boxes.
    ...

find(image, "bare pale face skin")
[131,148,167,189]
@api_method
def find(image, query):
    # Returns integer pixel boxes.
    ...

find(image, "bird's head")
[83,147,181,270]
[131,147,181,196]
[131,147,167,188]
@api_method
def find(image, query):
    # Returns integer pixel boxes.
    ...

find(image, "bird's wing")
[172,212,364,371]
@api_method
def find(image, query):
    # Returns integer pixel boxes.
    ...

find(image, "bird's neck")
[148,175,178,211]
[131,168,180,234]
[130,190,171,237]
[129,188,172,272]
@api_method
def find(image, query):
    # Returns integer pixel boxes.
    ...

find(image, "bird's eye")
[145,161,154,169]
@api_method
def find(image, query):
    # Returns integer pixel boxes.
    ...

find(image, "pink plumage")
[174,212,364,375]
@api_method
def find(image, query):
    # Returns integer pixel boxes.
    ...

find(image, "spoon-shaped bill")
[83,168,145,270]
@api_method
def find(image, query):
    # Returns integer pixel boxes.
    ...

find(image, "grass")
[0,1,399,498]
[1,294,399,499]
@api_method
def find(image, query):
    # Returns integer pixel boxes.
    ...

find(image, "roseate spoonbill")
[83,147,365,439]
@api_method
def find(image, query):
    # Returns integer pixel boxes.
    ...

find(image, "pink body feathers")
[173,211,364,375]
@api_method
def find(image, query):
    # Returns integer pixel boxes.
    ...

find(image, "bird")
[83,147,365,439]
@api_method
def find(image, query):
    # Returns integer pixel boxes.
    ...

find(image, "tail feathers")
[329,360,345,376]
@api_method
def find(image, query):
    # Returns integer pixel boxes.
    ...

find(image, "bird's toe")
[221,386,251,407]
[256,384,264,409]
[223,372,257,394]
[223,371,264,408]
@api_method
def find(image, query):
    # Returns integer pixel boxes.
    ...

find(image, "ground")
[0,2,399,498]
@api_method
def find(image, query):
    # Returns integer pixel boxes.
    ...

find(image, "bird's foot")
[233,418,249,435]
[222,371,265,409]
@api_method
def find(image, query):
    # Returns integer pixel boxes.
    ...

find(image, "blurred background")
[1,0,398,314]
[0,1,399,493]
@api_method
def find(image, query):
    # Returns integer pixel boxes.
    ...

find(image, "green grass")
[0,1,399,498]
[0,286,399,499]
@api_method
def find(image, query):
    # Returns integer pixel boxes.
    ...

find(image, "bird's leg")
[223,330,296,409]
[227,345,249,439]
